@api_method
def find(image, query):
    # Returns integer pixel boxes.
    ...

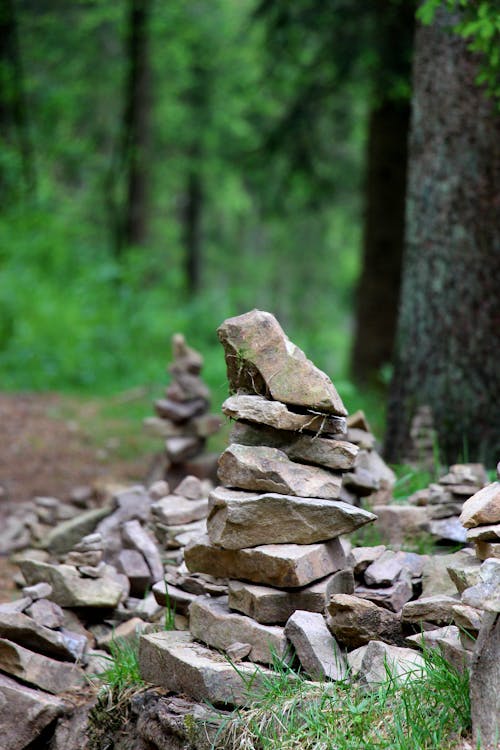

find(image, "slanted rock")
[0,612,86,661]
[470,612,500,750]
[326,594,403,647]
[223,394,346,436]
[0,673,66,750]
[0,639,84,694]
[347,641,424,685]
[218,444,342,499]
[285,610,347,680]
[460,482,500,528]
[218,310,347,415]
[401,595,458,625]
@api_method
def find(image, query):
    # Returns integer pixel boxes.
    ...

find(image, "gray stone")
[467,523,500,542]
[97,617,147,651]
[470,612,500,749]
[428,516,467,543]
[350,545,387,575]
[22,582,53,600]
[19,559,126,609]
[428,503,464,519]
[189,596,287,665]
[326,594,403,648]
[165,436,201,462]
[346,428,376,450]
[0,611,86,661]
[155,397,206,422]
[347,641,424,685]
[218,309,347,415]
[285,610,347,680]
[446,555,482,594]
[152,581,198,616]
[185,535,346,588]
[43,506,110,555]
[355,573,413,613]
[218,443,342,499]
[0,638,84,693]
[460,482,500,528]
[0,597,32,615]
[452,604,483,632]
[371,505,429,546]
[364,550,404,586]
[461,558,500,612]
[230,421,356,469]
[133,592,164,622]
[139,631,273,706]
[117,549,152,596]
[26,598,65,629]
[207,487,375,549]
[407,626,473,674]
[174,475,205,500]
[354,450,395,490]
[65,550,103,567]
[152,495,208,525]
[0,673,65,750]
[149,480,170,500]
[422,550,476,597]
[74,532,103,552]
[475,541,500,560]
[226,642,252,661]
[122,520,164,583]
[222,394,346,436]
[401,595,458,625]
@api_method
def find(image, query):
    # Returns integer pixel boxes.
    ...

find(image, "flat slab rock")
[0,612,87,662]
[185,534,346,588]
[460,482,500,528]
[151,495,208,526]
[18,559,125,609]
[401,595,459,625]
[348,641,425,685]
[285,610,347,680]
[190,595,287,665]
[223,394,346,436]
[0,673,66,750]
[228,573,348,625]
[218,443,342,499]
[0,638,84,694]
[218,310,347,415]
[230,421,356,470]
[207,487,375,549]
[139,630,274,707]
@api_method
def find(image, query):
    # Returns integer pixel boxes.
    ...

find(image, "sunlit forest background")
[1,0,499,462]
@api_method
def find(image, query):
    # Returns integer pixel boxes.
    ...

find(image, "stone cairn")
[139,310,388,703]
[145,333,222,486]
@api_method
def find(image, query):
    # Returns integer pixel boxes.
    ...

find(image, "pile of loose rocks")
[145,333,222,486]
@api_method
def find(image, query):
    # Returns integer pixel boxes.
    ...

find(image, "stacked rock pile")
[145,333,222,486]
[459,470,500,561]
[404,405,436,473]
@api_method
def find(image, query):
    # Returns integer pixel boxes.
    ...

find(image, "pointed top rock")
[217,310,347,416]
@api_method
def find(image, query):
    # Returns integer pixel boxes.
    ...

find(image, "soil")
[0,390,157,601]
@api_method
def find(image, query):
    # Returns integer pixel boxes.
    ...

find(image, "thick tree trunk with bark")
[384,10,500,465]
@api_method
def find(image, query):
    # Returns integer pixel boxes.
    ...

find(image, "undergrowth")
[215,648,471,750]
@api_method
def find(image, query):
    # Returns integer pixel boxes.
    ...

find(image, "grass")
[215,647,471,750]
[97,635,145,694]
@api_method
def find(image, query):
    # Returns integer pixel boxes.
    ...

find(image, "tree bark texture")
[385,10,500,465]
[350,0,414,385]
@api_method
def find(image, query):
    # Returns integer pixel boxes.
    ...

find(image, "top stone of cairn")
[217,310,347,416]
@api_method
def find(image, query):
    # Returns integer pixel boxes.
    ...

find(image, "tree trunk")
[182,168,203,295]
[350,100,409,384]
[384,9,500,465]
[0,0,36,200]
[350,0,414,386]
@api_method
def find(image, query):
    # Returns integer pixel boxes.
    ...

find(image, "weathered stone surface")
[139,631,273,706]
[185,535,346,588]
[371,505,428,546]
[447,556,482,594]
[0,638,84,693]
[174,475,205,500]
[189,596,287,664]
[26,598,65,629]
[460,482,500,528]
[422,550,475,597]
[401,595,458,625]
[165,436,201,462]
[355,574,413,613]
[350,545,387,575]
[347,641,424,685]
[428,516,467,543]
[461,558,500,613]
[207,487,375,549]
[19,559,125,608]
[407,625,474,671]
[364,550,403,586]
[117,548,151,596]
[133,592,164,622]
[346,428,376,449]
[0,611,86,662]
[0,597,32,615]
[326,594,403,648]
[152,495,208,525]
[152,581,198,615]
[223,395,346,438]
[452,604,483,632]
[218,444,342,499]
[228,576,333,625]
[218,310,347,415]
[122,520,164,582]
[325,568,355,597]
[230,421,356,469]
[155,397,206,423]
[470,612,500,750]
[355,450,396,490]
[467,523,500,542]
[226,642,252,661]
[0,673,66,750]
[98,618,147,651]
[43,506,110,555]
[475,541,500,560]
[285,610,347,680]
[22,582,53,600]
